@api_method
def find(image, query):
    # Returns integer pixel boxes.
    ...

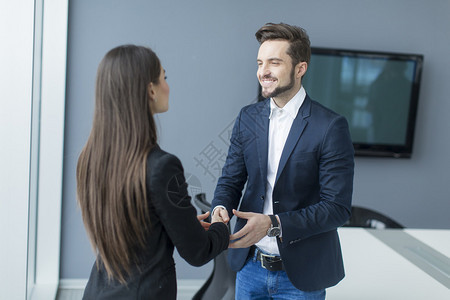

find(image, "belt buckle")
[260,253,277,270]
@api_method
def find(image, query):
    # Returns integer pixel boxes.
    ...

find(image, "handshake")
[197,207,274,249]
[196,207,230,230]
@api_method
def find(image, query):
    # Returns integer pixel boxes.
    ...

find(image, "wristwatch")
[267,215,281,237]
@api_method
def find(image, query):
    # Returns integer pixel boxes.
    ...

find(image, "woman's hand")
[197,211,211,230]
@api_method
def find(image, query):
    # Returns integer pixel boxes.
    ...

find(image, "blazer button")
[260,195,265,200]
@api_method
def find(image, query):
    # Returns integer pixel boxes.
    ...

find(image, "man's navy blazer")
[212,95,355,291]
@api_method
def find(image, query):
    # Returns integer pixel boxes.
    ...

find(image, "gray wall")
[61,0,450,279]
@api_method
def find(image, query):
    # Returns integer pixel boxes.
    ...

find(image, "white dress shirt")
[255,87,306,255]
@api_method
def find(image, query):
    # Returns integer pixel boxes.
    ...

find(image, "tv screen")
[302,47,423,158]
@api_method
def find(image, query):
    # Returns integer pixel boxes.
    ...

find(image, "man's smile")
[260,76,277,87]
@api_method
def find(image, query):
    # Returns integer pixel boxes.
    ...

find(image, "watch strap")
[268,214,278,227]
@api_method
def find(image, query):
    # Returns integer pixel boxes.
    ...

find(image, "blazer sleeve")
[148,152,229,267]
[212,109,248,216]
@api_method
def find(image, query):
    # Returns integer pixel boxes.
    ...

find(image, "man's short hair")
[255,23,311,67]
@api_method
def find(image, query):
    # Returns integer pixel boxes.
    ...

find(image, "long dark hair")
[77,45,161,283]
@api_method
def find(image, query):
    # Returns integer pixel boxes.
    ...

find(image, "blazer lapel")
[255,100,270,186]
[275,97,311,184]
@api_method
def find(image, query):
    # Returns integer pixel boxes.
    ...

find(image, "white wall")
[0,0,35,298]
[0,1,69,299]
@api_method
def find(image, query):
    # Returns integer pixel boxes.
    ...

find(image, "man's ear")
[296,62,308,79]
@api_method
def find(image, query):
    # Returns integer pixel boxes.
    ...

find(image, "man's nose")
[259,66,271,77]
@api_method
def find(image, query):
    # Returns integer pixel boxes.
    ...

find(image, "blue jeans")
[235,250,326,300]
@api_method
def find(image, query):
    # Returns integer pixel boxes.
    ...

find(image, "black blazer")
[212,96,354,291]
[83,146,229,299]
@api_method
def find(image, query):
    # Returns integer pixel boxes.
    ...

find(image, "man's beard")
[261,67,295,99]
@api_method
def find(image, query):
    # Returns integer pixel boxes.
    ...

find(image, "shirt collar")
[269,86,306,120]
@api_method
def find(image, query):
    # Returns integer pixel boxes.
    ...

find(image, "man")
[212,23,354,299]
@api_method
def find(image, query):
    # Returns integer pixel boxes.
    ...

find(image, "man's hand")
[197,211,211,230]
[212,207,230,224]
[229,209,271,248]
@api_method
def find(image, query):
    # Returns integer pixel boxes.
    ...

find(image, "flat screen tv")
[302,47,423,158]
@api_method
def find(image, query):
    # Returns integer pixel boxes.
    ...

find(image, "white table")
[327,228,450,300]
[405,228,450,258]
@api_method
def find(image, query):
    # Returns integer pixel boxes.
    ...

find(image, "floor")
[56,280,200,300]
[56,289,196,300]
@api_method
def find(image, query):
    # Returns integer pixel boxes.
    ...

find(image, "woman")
[77,45,229,299]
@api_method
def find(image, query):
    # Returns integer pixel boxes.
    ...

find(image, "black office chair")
[192,193,236,300]
[343,206,404,229]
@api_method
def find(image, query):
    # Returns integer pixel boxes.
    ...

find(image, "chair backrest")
[343,206,404,229]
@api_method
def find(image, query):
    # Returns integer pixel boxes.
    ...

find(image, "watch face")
[268,227,281,237]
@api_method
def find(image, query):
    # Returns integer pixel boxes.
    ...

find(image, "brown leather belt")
[251,246,285,271]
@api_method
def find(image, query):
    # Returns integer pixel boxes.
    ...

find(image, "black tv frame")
[307,47,424,158]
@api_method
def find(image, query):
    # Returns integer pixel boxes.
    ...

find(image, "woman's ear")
[147,82,156,101]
